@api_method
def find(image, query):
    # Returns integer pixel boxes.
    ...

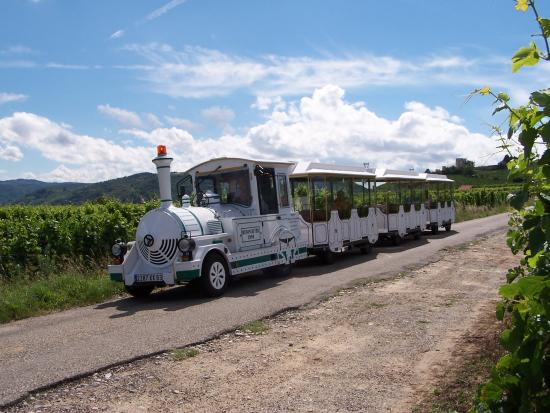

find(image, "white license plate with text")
[134,273,164,282]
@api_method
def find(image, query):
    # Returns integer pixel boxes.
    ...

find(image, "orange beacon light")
[157,145,167,156]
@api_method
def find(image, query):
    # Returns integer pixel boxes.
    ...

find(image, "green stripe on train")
[231,253,278,269]
[176,269,201,281]
[110,273,123,282]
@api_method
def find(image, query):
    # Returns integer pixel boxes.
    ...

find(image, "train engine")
[108,146,307,297]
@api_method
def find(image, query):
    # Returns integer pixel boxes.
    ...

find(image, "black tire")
[392,235,402,246]
[445,223,452,232]
[360,244,371,254]
[200,253,229,297]
[431,224,439,234]
[321,250,335,265]
[413,231,421,240]
[125,284,154,298]
[263,263,292,277]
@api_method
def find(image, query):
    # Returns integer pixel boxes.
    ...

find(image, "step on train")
[108,146,455,297]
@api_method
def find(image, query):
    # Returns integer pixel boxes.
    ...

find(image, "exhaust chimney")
[152,145,173,209]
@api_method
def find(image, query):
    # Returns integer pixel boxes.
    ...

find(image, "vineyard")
[0,188,513,281]
[0,199,159,280]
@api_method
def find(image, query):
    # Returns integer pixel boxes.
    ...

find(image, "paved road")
[0,214,508,407]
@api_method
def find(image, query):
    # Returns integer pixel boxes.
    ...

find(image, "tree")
[469,1,550,411]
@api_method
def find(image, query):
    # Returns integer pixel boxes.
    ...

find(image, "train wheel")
[125,284,154,298]
[414,231,421,240]
[321,250,335,265]
[445,223,452,232]
[392,235,402,246]
[201,254,229,297]
[431,224,439,234]
[263,263,292,277]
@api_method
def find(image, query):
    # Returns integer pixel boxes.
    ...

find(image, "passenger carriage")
[418,173,455,233]
[374,169,426,245]
[289,162,378,264]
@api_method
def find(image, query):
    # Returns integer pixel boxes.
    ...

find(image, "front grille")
[207,220,223,234]
[138,238,178,266]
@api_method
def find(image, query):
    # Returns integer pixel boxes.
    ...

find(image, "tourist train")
[108,146,455,297]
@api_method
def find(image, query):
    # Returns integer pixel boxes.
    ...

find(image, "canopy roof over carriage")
[290,161,376,179]
[374,169,426,181]
[184,157,294,176]
[417,172,454,183]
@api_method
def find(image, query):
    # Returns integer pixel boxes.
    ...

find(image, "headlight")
[111,241,126,257]
[177,237,196,253]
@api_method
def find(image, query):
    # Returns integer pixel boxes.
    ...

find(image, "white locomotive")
[108,145,307,297]
[108,146,455,297]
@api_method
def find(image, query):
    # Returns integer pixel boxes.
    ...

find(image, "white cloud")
[0,112,152,181]
[123,43,550,105]
[251,96,286,111]
[0,86,501,182]
[97,104,143,128]
[145,113,163,128]
[0,45,36,55]
[0,143,23,161]
[145,0,187,21]
[0,92,27,104]
[164,116,201,131]
[243,85,499,169]
[45,62,90,70]
[110,29,125,39]
[201,106,235,127]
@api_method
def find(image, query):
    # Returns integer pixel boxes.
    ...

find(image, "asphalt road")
[0,214,508,407]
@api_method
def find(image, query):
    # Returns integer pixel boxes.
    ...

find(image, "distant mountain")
[0,179,85,204]
[0,172,187,205]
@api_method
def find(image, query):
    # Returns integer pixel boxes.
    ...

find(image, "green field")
[446,167,518,187]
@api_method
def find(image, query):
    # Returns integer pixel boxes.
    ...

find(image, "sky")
[0,0,549,182]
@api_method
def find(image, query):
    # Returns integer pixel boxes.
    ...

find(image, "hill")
[0,173,186,205]
[445,168,511,186]
[0,179,85,204]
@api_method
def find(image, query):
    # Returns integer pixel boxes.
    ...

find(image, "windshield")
[196,169,252,206]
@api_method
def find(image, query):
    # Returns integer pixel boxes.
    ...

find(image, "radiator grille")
[207,220,223,234]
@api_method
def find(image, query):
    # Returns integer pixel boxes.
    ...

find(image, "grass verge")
[240,319,270,335]
[412,311,506,413]
[170,347,199,361]
[0,270,124,324]
[454,204,509,223]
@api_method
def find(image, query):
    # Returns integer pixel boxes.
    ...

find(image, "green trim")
[110,273,123,282]
[176,269,201,281]
[298,246,307,254]
[156,165,172,169]
[231,253,278,269]
[160,198,172,202]
[186,208,204,235]
[212,240,223,244]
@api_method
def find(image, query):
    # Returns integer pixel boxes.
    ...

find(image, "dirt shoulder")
[5,232,516,413]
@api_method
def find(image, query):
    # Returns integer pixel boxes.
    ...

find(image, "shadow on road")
[95,230,457,319]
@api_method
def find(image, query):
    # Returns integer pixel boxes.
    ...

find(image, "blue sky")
[0,0,548,182]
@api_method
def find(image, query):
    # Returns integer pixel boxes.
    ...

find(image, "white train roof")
[185,157,294,175]
[375,168,425,181]
[290,161,376,178]
[417,172,454,183]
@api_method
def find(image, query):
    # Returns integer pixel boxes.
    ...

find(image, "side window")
[255,166,278,215]
[276,174,290,208]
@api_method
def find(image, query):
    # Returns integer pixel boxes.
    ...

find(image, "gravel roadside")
[4,232,516,413]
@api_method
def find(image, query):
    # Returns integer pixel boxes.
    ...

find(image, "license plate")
[134,273,164,282]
